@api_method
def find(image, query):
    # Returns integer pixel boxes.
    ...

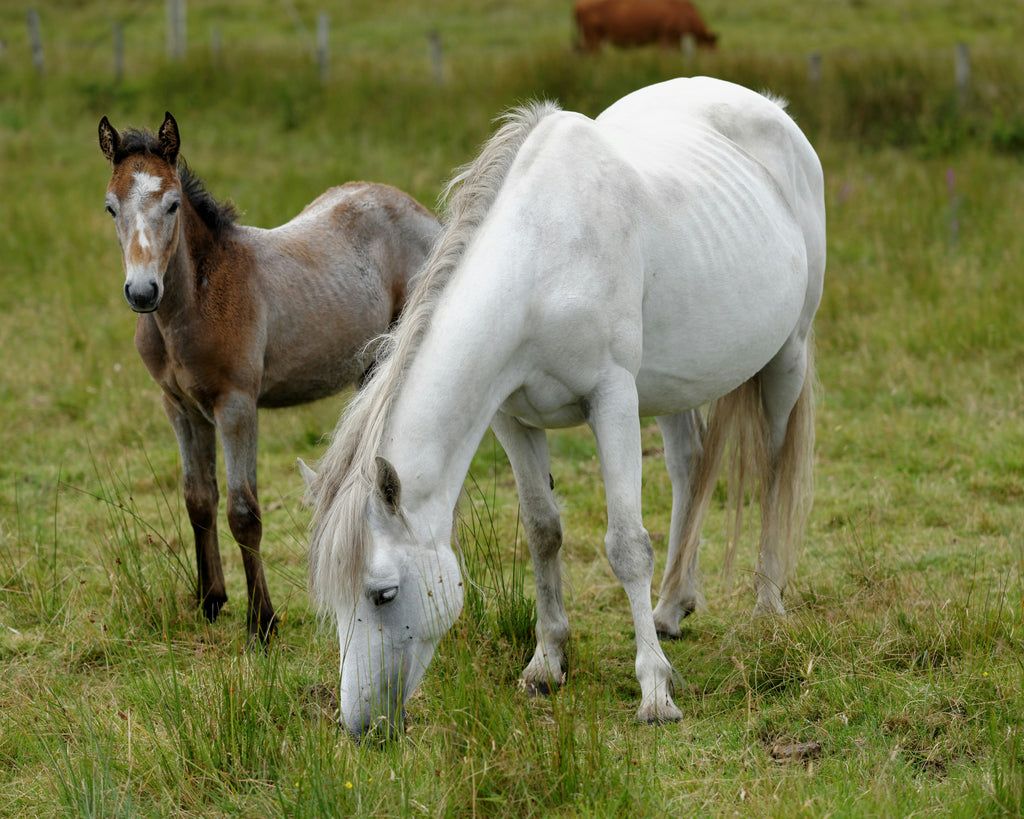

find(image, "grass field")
[1,1,1023,816]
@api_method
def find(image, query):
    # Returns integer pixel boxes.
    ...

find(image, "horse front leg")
[163,394,226,622]
[589,371,681,724]
[490,412,568,695]
[216,391,276,644]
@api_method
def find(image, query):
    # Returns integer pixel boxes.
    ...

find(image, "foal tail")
[660,338,816,605]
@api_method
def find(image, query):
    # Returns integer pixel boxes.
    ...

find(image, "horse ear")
[374,457,402,514]
[297,457,318,489]
[158,111,180,166]
[98,116,120,164]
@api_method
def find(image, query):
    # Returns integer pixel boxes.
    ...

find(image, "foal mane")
[308,99,562,611]
[114,128,238,235]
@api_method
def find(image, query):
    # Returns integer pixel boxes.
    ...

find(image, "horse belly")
[634,211,808,416]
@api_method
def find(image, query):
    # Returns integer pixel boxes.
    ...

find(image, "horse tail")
[659,334,815,604]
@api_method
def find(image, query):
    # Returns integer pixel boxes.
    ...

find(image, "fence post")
[28,9,44,74]
[167,0,186,59]
[955,42,970,108]
[808,52,822,90]
[429,30,444,85]
[317,13,329,84]
[113,22,124,82]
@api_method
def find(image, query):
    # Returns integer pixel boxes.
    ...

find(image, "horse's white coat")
[310,77,826,737]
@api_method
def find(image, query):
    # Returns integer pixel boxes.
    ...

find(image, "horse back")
[242,182,440,406]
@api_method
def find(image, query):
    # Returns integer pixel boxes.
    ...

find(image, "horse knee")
[227,492,262,545]
[524,513,562,560]
[183,482,218,531]
[605,528,654,584]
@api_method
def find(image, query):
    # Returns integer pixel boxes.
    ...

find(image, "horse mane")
[114,128,239,235]
[307,99,562,611]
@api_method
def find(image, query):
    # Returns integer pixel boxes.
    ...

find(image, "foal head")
[99,112,184,313]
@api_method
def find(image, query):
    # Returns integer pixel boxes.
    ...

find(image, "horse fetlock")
[753,594,786,618]
[753,576,786,617]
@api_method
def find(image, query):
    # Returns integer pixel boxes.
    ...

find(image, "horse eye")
[368,586,398,607]
[105,205,117,218]
[167,200,180,215]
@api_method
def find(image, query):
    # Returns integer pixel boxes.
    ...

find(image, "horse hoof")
[636,700,683,724]
[518,672,566,697]
[200,594,227,623]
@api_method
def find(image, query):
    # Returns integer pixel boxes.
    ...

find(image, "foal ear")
[374,457,402,514]
[158,111,180,166]
[98,116,120,164]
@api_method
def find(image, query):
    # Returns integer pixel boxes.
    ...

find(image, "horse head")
[98,112,183,313]
[308,457,465,739]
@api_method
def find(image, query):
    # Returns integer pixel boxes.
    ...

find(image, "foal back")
[237,181,439,407]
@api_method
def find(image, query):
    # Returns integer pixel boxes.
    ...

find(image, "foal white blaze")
[309,76,825,738]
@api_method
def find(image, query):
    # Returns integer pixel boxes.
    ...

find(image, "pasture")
[1,1,1023,815]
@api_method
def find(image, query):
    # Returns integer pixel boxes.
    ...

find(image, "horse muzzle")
[124,279,162,313]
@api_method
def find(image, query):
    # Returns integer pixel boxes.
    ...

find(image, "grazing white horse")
[305,76,826,738]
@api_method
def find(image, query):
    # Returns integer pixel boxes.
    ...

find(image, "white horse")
[305,76,826,738]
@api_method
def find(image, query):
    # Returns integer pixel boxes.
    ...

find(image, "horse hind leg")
[652,409,705,639]
[753,334,816,617]
[489,412,569,695]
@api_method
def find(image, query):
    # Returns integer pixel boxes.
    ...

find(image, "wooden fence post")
[808,52,822,91]
[167,0,186,59]
[28,9,44,74]
[317,13,329,84]
[955,42,970,108]
[113,23,124,82]
[429,30,444,85]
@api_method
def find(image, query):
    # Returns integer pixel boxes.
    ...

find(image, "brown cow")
[575,0,718,52]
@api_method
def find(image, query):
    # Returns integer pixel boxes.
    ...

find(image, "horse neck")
[154,201,216,322]
[382,302,521,537]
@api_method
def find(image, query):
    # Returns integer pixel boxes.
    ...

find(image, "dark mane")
[115,127,239,234]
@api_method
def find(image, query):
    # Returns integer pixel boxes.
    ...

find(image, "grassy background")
[1,1,1023,816]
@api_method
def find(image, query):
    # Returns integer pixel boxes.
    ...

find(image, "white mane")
[307,100,562,610]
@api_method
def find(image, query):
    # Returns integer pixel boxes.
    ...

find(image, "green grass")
[2,1,1024,816]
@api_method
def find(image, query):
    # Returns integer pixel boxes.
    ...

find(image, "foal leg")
[216,391,276,643]
[589,371,681,723]
[753,337,813,617]
[652,409,703,639]
[490,411,568,695]
[164,395,226,622]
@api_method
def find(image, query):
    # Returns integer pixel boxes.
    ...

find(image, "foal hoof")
[246,615,279,652]
[200,593,228,624]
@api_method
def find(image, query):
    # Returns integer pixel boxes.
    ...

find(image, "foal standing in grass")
[99,112,440,643]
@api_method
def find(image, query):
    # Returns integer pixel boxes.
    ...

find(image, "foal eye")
[167,201,180,215]
[368,586,398,607]
[105,205,117,218]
